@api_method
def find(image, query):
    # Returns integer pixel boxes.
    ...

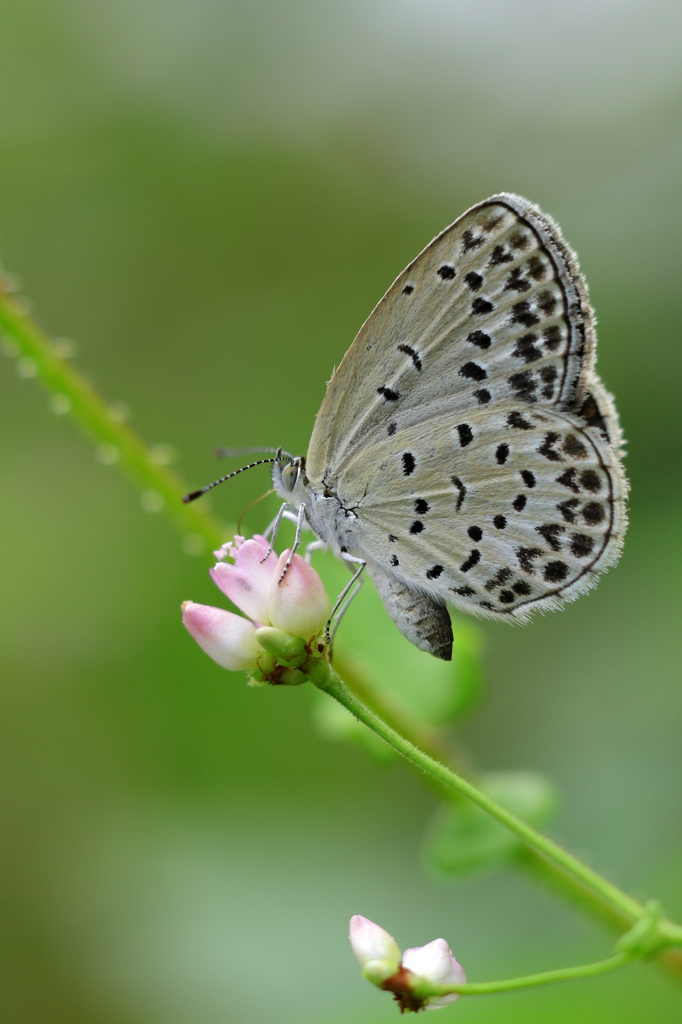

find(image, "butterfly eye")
[281,463,299,492]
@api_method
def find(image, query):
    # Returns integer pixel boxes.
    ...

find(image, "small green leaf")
[424,771,557,879]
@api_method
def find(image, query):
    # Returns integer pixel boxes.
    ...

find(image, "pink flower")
[182,535,331,674]
[402,938,466,1010]
[349,916,465,1011]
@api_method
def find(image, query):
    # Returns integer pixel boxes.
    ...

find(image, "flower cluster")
[349,915,465,1012]
[182,535,331,683]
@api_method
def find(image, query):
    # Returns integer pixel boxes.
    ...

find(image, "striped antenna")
[183,451,284,503]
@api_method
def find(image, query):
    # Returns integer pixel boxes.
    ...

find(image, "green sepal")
[424,771,557,879]
[255,626,307,667]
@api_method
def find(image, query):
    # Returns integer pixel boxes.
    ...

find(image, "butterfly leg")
[261,501,297,563]
[326,555,366,647]
[277,503,307,583]
[304,539,327,563]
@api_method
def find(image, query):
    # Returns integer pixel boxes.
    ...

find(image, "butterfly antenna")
[237,488,275,534]
[183,452,283,503]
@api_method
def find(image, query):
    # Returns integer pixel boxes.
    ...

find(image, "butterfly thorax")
[272,455,360,558]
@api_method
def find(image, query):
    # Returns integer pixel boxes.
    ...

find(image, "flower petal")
[402,938,465,1009]
[349,915,401,984]
[182,602,260,671]
[210,538,278,622]
[268,551,331,639]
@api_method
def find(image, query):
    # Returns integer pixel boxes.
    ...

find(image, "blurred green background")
[2,1,682,1020]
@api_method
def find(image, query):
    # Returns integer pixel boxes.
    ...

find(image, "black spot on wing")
[387,421,397,436]
[426,565,444,580]
[451,476,467,510]
[527,255,547,280]
[456,423,474,447]
[377,386,400,402]
[402,284,414,295]
[471,297,494,315]
[488,244,513,266]
[582,502,605,525]
[570,533,595,557]
[563,434,588,459]
[467,330,491,350]
[536,523,565,551]
[414,499,430,514]
[556,498,579,523]
[507,410,533,430]
[499,590,515,603]
[453,585,476,597]
[464,271,483,291]
[474,388,491,404]
[437,263,456,280]
[508,370,537,402]
[459,361,487,382]
[402,452,416,475]
[460,549,481,573]
[538,432,563,461]
[410,521,424,534]
[504,267,531,293]
[496,444,509,464]
[543,560,569,583]
[538,290,557,315]
[388,534,398,542]
[509,230,531,250]
[580,470,602,492]
[493,515,507,529]
[468,525,483,541]
[512,333,542,363]
[513,580,531,595]
[398,344,422,371]
[484,567,512,592]
[520,470,536,487]
[513,494,527,511]
[390,554,399,566]
[556,468,579,492]
[509,301,540,327]
[517,546,543,573]
[543,325,562,351]
[462,229,484,252]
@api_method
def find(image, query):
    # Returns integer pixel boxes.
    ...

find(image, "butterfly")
[191,194,628,661]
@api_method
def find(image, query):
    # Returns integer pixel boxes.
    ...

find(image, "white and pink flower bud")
[349,915,402,985]
[267,550,331,640]
[182,601,261,671]
[349,917,465,1011]
[401,938,466,1010]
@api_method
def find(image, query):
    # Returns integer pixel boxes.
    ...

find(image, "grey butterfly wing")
[304,193,627,646]
[338,400,626,627]
[307,193,621,482]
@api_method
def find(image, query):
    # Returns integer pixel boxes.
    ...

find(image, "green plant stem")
[309,658,682,949]
[418,952,633,999]
[0,281,227,552]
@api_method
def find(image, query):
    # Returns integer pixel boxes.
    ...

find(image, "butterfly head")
[272,455,308,502]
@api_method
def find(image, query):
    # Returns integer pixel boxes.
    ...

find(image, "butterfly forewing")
[307,194,595,482]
